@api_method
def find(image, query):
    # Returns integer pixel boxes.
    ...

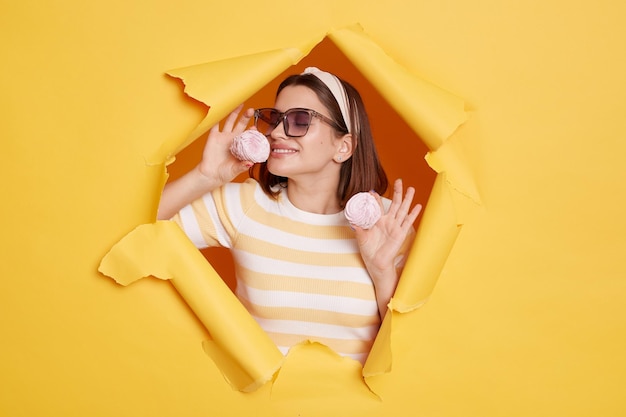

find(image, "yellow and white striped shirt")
[172,179,389,363]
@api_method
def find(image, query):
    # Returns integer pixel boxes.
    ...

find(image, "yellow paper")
[328,25,468,151]
[160,36,323,159]
[392,173,463,311]
[4,1,626,415]
[270,341,377,402]
[425,134,481,206]
[363,174,463,377]
[98,221,284,392]
[362,309,393,378]
[146,26,473,392]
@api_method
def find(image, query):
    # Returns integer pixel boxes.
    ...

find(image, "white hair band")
[302,67,352,133]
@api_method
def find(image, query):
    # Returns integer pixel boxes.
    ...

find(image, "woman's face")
[266,85,344,183]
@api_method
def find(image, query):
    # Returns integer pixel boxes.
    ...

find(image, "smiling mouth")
[272,148,298,154]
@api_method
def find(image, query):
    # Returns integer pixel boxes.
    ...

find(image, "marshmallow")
[344,192,382,229]
[230,130,270,163]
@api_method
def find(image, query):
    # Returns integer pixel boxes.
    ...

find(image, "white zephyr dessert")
[344,192,382,229]
[230,129,270,163]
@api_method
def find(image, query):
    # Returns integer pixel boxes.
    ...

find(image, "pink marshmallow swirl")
[230,130,270,163]
[344,192,382,229]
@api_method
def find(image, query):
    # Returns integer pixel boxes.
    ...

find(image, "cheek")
[266,158,291,177]
[313,134,339,150]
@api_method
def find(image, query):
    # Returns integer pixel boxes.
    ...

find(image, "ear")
[334,133,355,163]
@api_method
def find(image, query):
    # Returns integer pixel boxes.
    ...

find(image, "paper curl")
[98,221,284,392]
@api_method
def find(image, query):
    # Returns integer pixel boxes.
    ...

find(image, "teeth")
[272,149,297,153]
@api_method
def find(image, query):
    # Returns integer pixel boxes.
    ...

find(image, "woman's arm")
[157,105,255,220]
[353,179,422,317]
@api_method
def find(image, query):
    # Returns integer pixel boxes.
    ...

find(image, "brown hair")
[251,72,388,208]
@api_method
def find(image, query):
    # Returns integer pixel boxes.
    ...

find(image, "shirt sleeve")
[169,180,260,250]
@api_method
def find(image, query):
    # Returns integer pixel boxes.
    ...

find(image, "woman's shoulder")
[221,178,278,209]
[222,178,262,194]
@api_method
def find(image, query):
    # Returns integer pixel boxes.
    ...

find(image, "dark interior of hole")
[166,38,436,291]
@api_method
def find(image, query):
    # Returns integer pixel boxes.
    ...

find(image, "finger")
[209,122,220,134]
[207,122,223,144]
[233,107,255,134]
[386,179,404,217]
[222,104,244,132]
[396,186,416,219]
[401,203,423,231]
[230,159,254,178]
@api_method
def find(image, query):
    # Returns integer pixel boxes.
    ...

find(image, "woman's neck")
[286,178,341,214]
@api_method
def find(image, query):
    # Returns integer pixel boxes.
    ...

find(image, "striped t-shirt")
[172,179,397,364]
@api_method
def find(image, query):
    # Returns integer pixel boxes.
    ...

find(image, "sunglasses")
[254,107,341,138]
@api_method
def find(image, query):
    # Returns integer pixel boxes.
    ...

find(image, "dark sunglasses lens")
[256,109,279,135]
[285,110,312,137]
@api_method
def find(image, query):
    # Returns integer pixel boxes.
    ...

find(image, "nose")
[269,117,288,140]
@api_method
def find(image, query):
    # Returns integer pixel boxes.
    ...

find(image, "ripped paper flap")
[159,36,323,160]
[98,221,284,392]
[328,24,468,150]
[362,174,462,377]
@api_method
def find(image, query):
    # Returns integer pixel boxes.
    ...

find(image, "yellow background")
[2,1,625,416]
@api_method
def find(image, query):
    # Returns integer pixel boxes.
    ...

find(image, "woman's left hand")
[353,179,422,312]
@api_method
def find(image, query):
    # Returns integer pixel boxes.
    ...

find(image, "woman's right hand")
[197,104,256,186]
[157,104,255,220]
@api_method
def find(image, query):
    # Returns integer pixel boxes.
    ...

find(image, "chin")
[266,161,289,178]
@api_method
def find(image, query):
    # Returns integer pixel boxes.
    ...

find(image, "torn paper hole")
[99,23,477,395]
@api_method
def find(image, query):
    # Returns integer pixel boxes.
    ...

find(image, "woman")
[158,67,422,363]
